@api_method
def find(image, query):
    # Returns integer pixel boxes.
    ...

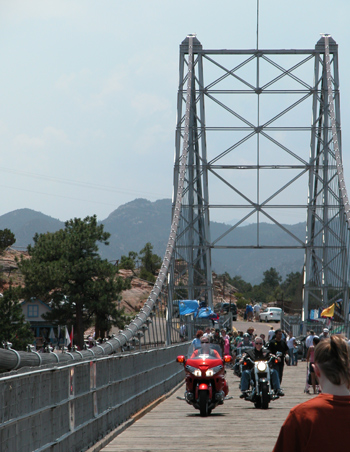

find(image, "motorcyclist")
[233,333,254,377]
[239,338,284,398]
[237,333,253,354]
[190,335,221,358]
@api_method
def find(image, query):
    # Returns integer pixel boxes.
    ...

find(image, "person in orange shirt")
[272,335,350,452]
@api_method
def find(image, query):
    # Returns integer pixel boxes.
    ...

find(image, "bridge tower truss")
[304,36,350,322]
[169,35,350,322]
[169,36,213,309]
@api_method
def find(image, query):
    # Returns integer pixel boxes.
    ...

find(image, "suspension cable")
[0,34,196,371]
[323,34,350,226]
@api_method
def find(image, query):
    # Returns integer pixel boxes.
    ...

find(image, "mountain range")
[0,199,306,284]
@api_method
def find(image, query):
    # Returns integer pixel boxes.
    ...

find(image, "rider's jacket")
[243,348,272,370]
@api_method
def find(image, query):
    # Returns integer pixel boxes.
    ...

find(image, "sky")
[1,0,350,223]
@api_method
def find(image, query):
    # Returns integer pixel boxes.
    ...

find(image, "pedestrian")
[272,335,350,452]
[305,330,316,349]
[306,336,320,394]
[246,326,255,342]
[212,327,224,355]
[235,331,244,346]
[253,302,261,321]
[221,329,230,355]
[180,323,187,341]
[268,329,289,383]
[202,327,212,339]
[268,326,275,342]
[245,303,253,321]
[319,327,330,341]
[286,332,296,366]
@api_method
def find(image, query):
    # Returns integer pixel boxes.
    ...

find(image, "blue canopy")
[178,300,199,316]
[197,307,216,319]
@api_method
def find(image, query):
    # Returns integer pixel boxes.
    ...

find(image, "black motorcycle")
[241,355,281,409]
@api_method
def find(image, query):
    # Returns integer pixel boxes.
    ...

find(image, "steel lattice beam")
[169,35,350,323]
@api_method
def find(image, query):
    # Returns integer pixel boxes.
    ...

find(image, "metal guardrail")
[282,314,350,338]
[0,343,188,452]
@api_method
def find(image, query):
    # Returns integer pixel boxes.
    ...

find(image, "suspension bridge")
[1,34,350,452]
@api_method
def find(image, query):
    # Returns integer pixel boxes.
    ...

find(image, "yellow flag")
[321,303,335,318]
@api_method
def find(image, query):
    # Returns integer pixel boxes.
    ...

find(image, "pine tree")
[18,216,129,349]
[0,287,34,350]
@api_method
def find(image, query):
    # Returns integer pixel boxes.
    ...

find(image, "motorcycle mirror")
[224,355,232,363]
[176,355,185,363]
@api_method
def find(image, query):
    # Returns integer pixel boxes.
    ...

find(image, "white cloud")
[131,93,170,117]
[13,134,45,148]
[1,0,81,24]
[55,69,91,91]
[13,126,70,149]
[83,69,127,110]
[133,124,170,155]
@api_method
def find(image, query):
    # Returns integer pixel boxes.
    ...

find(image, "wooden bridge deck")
[99,361,313,452]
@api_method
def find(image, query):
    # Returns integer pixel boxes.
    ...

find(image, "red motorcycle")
[176,342,232,416]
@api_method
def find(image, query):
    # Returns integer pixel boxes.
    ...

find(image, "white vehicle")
[259,307,282,323]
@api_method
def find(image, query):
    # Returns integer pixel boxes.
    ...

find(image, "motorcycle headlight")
[205,365,223,377]
[186,365,202,377]
[257,361,267,372]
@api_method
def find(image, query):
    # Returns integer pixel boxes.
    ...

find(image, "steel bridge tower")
[169,35,350,323]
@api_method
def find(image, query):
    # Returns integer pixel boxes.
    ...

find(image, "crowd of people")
[191,324,350,450]
[191,325,293,397]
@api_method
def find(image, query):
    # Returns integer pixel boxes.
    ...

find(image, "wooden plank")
[100,361,313,451]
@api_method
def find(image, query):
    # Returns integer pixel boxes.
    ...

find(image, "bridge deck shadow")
[99,361,312,452]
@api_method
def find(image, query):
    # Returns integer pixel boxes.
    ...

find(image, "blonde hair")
[314,335,350,388]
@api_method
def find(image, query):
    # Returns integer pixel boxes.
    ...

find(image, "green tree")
[281,272,302,299]
[228,274,252,293]
[18,216,129,348]
[118,251,138,271]
[139,242,161,283]
[0,228,16,254]
[262,267,282,290]
[280,271,303,310]
[0,286,34,350]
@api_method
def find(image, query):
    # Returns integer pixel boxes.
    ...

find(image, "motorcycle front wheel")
[199,391,209,417]
[261,381,269,409]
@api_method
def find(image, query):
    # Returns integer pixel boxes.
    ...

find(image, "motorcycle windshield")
[187,343,222,360]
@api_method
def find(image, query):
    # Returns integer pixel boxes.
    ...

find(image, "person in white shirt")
[268,326,275,342]
[253,303,261,321]
[286,333,296,366]
[305,330,316,349]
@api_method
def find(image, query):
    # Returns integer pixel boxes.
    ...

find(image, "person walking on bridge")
[272,335,350,452]
[268,329,288,383]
